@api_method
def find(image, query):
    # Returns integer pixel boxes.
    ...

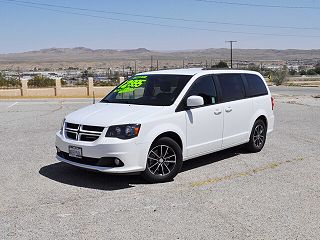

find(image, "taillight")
[271,96,275,110]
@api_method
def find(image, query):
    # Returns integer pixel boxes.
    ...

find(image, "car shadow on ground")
[39,146,247,191]
[181,146,246,173]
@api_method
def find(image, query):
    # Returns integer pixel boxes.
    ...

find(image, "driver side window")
[187,75,217,106]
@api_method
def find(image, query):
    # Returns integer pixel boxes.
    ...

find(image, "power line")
[2,0,320,31]
[1,0,320,38]
[194,0,320,10]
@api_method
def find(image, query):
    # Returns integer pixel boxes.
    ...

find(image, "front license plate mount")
[69,146,82,159]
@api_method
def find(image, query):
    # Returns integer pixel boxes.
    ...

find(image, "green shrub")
[28,75,55,87]
[271,69,288,86]
[211,61,229,69]
[0,72,21,87]
[307,69,317,75]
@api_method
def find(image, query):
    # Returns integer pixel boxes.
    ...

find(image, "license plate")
[69,146,82,159]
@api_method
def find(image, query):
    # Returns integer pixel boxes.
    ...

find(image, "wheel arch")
[249,110,268,130]
[256,115,268,129]
[151,131,183,151]
[247,110,269,140]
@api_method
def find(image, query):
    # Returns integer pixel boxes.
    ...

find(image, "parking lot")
[1,86,320,239]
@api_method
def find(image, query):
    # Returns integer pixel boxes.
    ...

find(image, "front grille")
[66,131,77,139]
[64,122,105,142]
[66,122,79,129]
[82,125,105,132]
[80,134,99,142]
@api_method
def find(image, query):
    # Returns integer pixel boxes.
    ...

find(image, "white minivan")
[56,68,274,183]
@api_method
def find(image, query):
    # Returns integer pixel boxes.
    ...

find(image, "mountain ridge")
[2,47,320,57]
[1,47,319,70]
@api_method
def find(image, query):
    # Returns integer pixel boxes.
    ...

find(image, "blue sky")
[0,0,319,53]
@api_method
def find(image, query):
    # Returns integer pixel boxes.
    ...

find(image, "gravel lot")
[1,87,320,239]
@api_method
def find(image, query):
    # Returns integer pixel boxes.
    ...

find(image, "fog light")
[114,158,121,166]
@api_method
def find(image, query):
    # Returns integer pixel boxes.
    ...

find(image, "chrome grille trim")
[64,122,105,142]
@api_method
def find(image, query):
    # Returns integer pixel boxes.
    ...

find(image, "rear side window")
[187,75,217,105]
[217,74,245,102]
[244,74,268,97]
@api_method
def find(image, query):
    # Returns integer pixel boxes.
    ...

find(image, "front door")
[184,75,223,158]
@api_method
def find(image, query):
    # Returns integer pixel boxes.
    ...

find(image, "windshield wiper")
[100,99,133,104]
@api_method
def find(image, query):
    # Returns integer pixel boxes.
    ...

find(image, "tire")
[246,119,267,153]
[141,137,182,183]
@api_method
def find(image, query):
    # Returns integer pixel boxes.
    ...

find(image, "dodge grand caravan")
[56,68,274,183]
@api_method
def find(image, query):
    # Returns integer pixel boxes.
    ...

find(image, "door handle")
[214,109,222,115]
[225,107,232,113]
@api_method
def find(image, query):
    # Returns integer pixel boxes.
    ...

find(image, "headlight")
[106,124,141,139]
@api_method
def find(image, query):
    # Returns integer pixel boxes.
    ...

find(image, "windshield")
[101,74,192,106]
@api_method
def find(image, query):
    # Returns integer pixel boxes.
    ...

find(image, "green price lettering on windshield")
[115,75,148,93]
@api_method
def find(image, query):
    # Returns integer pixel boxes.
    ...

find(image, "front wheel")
[246,119,267,153]
[141,137,182,183]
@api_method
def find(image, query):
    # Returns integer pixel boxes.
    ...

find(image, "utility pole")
[134,60,137,74]
[150,56,153,71]
[225,40,237,68]
[157,59,159,70]
[17,67,21,81]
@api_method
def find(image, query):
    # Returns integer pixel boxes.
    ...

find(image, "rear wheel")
[246,119,267,153]
[141,137,182,183]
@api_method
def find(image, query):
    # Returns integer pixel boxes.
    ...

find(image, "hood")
[65,102,165,127]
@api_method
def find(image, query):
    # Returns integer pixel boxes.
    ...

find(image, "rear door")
[216,74,253,148]
[182,75,223,158]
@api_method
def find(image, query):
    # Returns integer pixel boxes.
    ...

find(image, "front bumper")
[55,131,150,173]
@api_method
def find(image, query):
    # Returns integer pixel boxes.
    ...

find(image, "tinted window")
[101,74,192,106]
[186,75,217,106]
[217,74,245,102]
[244,74,268,97]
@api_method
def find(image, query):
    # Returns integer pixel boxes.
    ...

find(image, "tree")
[212,61,228,69]
[247,63,260,71]
[299,69,307,75]
[81,69,94,79]
[306,69,316,75]
[81,70,88,79]
[272,69,288,86]
[314,67,320,75]
[61,79,67,86]
[289,69,297,76]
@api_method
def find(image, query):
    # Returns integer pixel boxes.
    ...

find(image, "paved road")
[269,85,320,96]
[0,97,320,239]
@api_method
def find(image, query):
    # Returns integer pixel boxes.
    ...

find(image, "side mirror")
[187,95,204,108]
